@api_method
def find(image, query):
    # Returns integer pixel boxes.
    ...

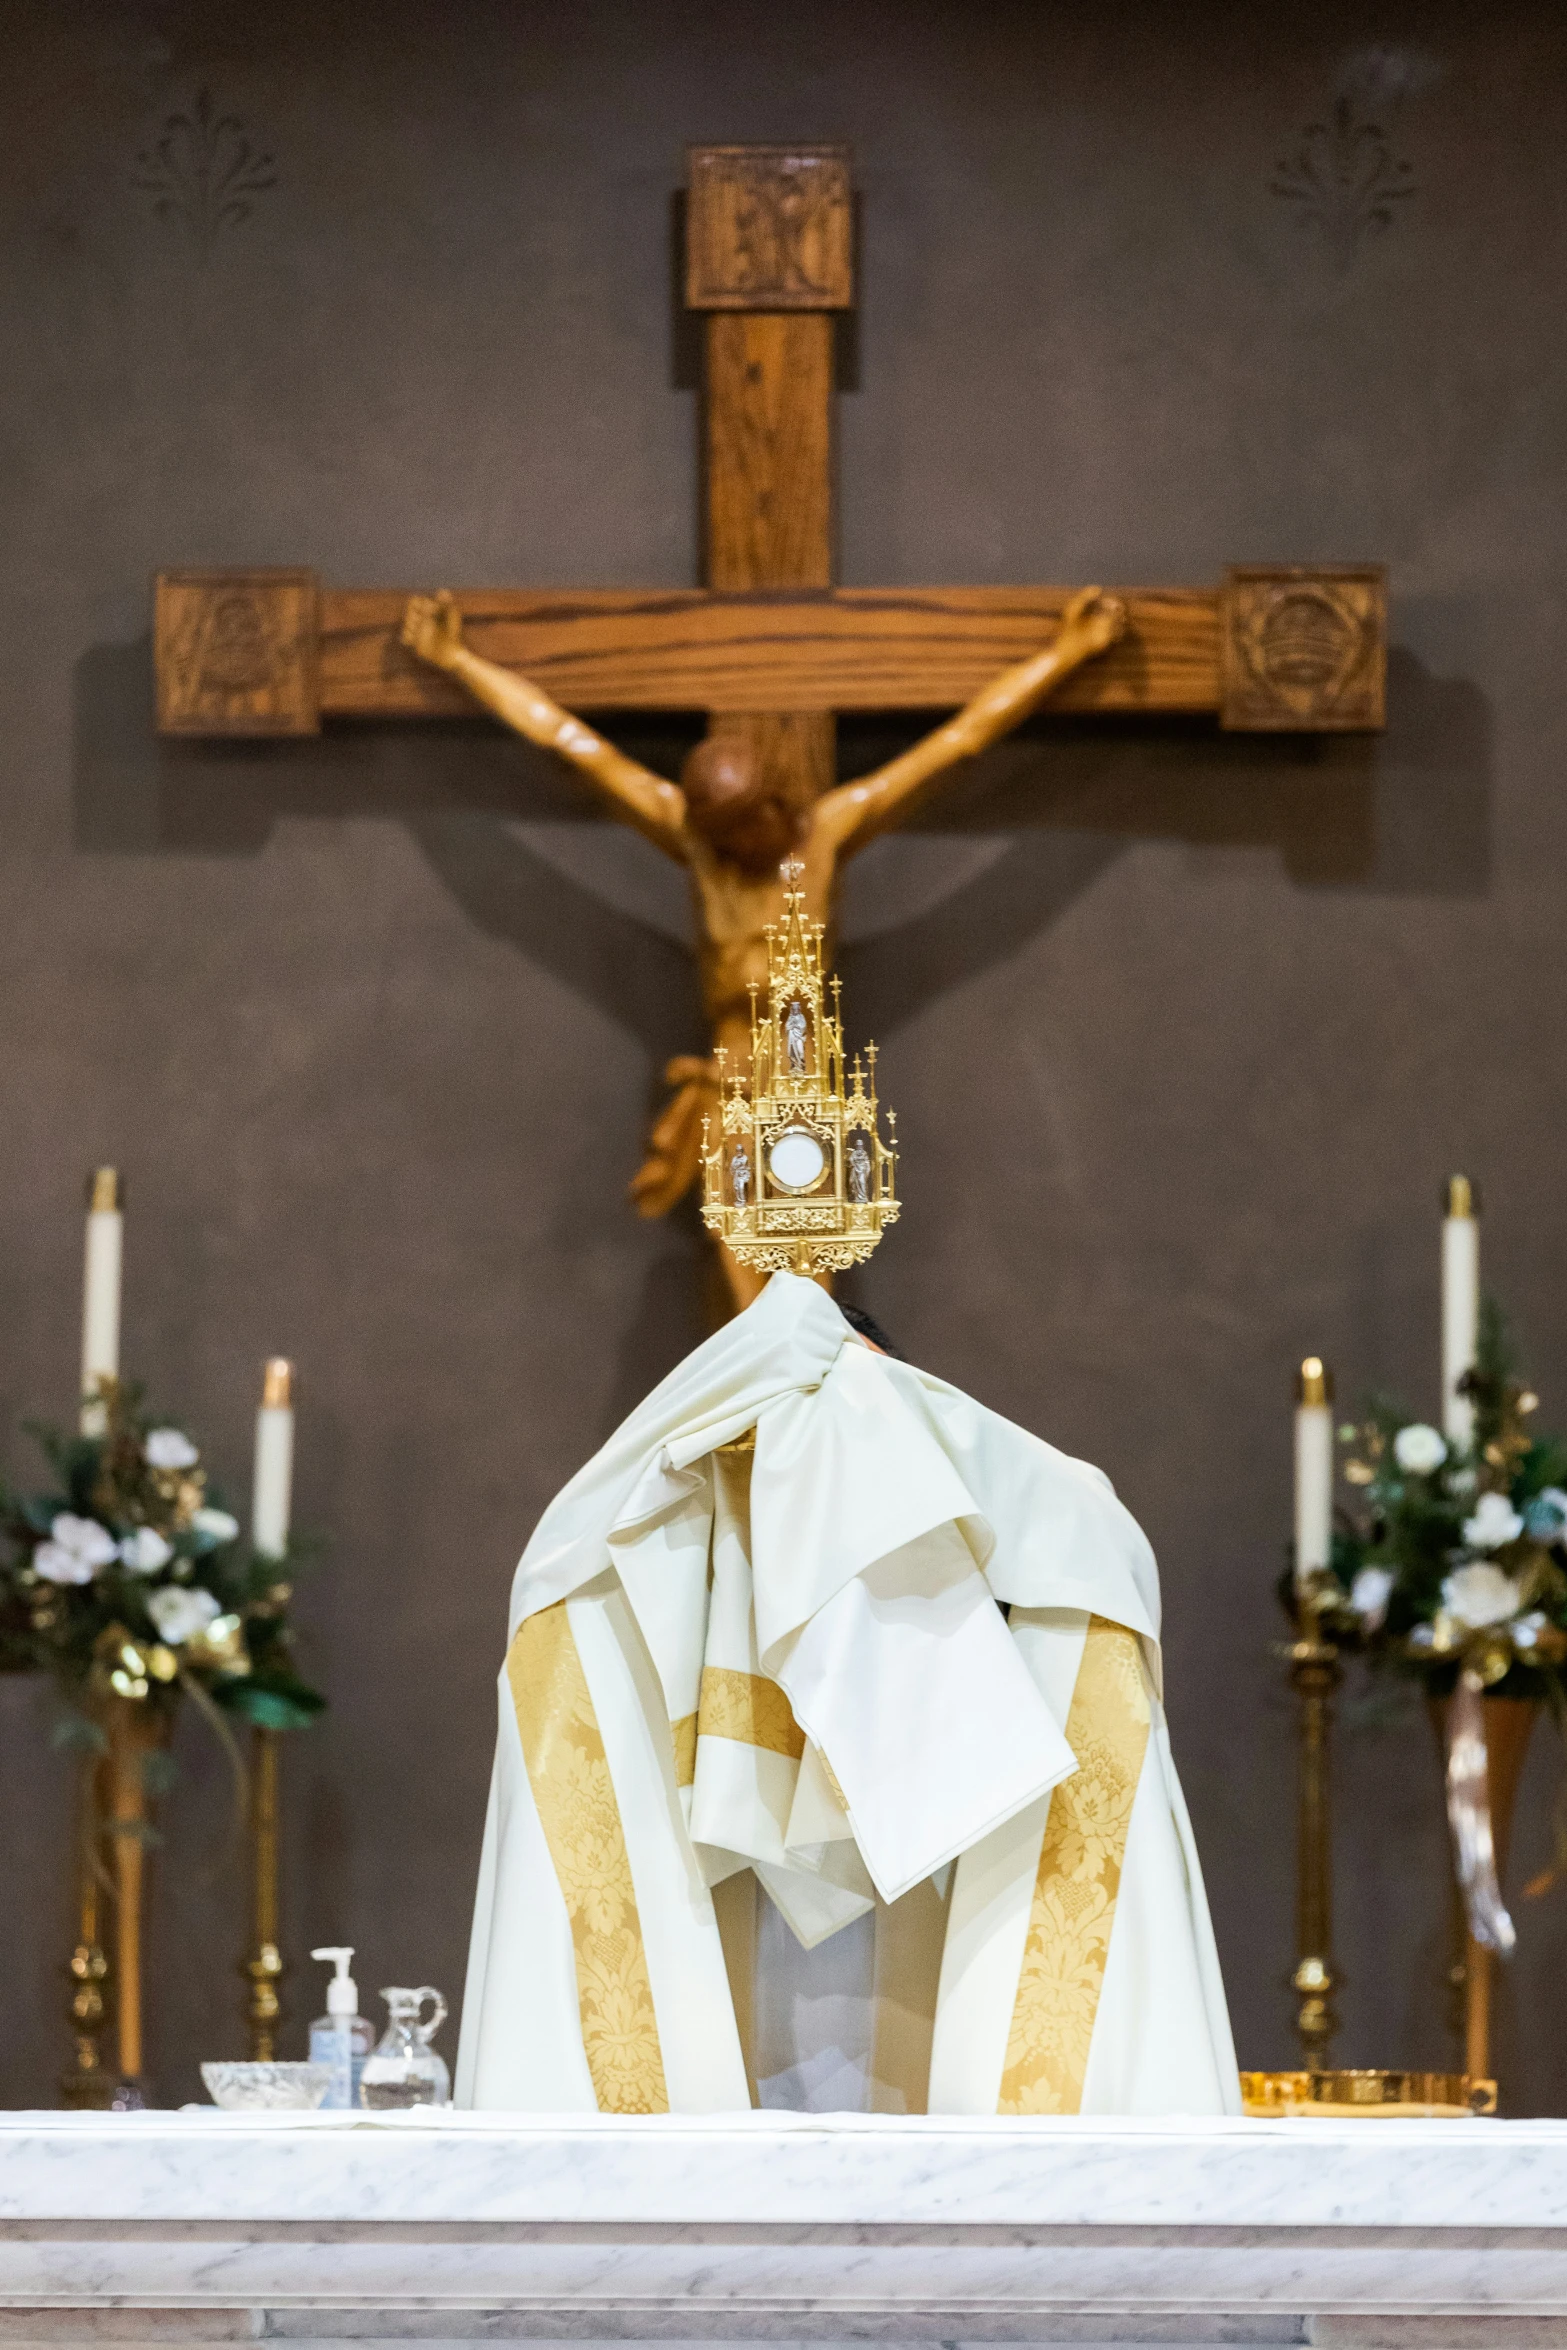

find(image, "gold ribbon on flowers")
[998,1617,1150,2115]
[507,1602,668,2114]
[1445,1669,1517,1956]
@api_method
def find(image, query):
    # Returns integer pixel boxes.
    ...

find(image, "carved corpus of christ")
[401,586,1125,1306]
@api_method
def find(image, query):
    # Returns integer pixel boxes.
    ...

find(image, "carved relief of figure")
[771,170,821,296]
[191,591,280,717]
[401,585,1126,1307]
[847,1132,872,1205]
[730,1142,751,1210]
[784,999,808,1074]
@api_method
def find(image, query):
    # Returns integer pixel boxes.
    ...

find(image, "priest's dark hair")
[839,1301,905,1360]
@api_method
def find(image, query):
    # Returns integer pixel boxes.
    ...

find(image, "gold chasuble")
[458,1273,1239,2116]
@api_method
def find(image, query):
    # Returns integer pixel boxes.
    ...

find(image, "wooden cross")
[153,144,1386,757]
[153,143,1385,1309]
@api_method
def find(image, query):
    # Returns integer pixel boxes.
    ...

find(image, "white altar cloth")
[1,2109,1565,2344]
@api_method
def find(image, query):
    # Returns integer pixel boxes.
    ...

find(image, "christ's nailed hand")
[1057,586,1128,658]
[402,589,465,671]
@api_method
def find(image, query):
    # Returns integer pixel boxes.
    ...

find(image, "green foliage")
[216,1673,328,1731]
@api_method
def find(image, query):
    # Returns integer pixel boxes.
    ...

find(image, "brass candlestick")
[1288,1351,1341,2067]
[104,1694,168,2102]
[1289,1616,1341,2065]
[59,1751,114,2108]
[242,1726,284,2059]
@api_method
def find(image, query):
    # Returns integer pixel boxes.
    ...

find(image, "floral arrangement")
[1302,1302,1567,1702]
[0,1379,323,1730]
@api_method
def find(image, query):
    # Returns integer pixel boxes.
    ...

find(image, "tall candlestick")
[252,1358,295,1560]
[1294,1356,1335,1597]
[246,1358,293,2063]
[242,1726,284,2061]
[80,1169,123,1437]
[1289,1353,1340,2065]
[1443,1175,1480,1449]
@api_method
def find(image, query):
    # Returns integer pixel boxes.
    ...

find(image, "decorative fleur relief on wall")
[1272,46,1435,271]
[134,89,277,261]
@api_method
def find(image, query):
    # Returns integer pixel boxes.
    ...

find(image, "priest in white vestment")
[457,1271,1239,2116]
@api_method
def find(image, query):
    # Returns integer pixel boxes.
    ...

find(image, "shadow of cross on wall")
[73,638,1489,1074]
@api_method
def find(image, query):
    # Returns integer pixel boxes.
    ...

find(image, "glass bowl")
[200,2060,332,2111]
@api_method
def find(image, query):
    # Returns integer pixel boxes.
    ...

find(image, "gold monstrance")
[701,861,899,1278]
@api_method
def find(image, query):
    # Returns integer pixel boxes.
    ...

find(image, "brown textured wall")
[1,0,1564,2108]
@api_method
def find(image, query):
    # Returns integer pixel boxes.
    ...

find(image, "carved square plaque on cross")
[1221,565,1387,731]
[685,145,853,311]
[155,567,319,736]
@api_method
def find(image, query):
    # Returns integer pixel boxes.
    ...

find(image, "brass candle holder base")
[59,1747,117,2110]
[1241,2068,1497,2118]
[241,1727,286,2060]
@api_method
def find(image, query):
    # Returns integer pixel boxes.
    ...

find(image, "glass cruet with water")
[358,1986,451,2108]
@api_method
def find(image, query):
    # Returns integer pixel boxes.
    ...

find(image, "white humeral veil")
[457,1273,1238,2116]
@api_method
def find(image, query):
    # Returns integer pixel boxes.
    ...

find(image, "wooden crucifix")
[154,144,1387,1310]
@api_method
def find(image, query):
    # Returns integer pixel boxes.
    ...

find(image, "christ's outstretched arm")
[401,591,689,861]
[812,586,1128,859]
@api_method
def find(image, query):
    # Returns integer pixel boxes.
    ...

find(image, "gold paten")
[1241,2068,1497,2118]
[701,860,898,1278]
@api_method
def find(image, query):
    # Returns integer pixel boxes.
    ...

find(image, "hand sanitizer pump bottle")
[309,1946,372,2110]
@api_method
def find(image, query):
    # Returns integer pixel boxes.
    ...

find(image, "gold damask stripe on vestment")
[506,1603,669,2115]
[997,1615,1151,2116]
[697,1665,806,1760]
[671,1712,698,1788]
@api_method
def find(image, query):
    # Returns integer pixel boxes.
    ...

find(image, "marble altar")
[1,2109,1566,2345]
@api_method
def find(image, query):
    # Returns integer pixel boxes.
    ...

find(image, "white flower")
[52,1513,118,1568]
[1441,1562,1522,1630]
[35,1545,87,1586]
[190,1507,239,1545]
[1350,1567,1395,1630]
[1394,1423,1448,1475]
[119,1527,172,1575]
[1463,1492,1524,1551]
[32,1545,86,1585]
[1513,1610,1548,1651]
[144,1428,199,1472]
[146,1585,220,1646]
[34,1514,119,1585]
[1526,1487,1567,1540]
[1450,1467,1478,1495]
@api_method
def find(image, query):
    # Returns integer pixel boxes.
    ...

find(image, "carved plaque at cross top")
[152,145,1386,753]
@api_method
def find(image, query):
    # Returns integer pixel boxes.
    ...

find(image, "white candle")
[1294,1356,1334,1595]
[252,1358,295,1560]
[80,1168,123,1437]
[1442,1175,1480,1449]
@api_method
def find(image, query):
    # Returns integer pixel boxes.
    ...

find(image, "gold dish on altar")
[1240,2068,1497,2117]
